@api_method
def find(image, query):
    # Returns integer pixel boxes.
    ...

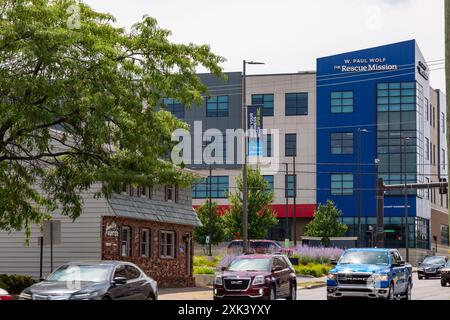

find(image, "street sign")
[42,220,61,245]
[205,235,210,244]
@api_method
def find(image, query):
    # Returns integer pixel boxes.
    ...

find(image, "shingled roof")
[107,193,202,227]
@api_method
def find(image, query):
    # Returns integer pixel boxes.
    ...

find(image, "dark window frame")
[252,93,274,117]
[285,92,308,116]
[330,132,354,155]
[206,95,229,117]
[285,133,297,157]
[330,173,354,196]
[330,91,354,113]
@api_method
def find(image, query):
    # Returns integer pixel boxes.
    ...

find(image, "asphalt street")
[298,273,450,300]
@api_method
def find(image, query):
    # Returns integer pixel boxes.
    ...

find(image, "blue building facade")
[317,40,431,249]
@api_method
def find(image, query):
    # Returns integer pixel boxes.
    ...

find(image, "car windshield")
[339,251,389,265]
[422,257,446,264]
[227,258,271,272]
[46,264,112,282]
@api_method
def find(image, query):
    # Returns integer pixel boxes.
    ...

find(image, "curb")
[299,283,326,290]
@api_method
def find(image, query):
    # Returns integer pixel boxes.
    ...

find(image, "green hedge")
[193,266,215,275]
[193,256,222,268]
[0,274,37,295]
[293,264,331,278]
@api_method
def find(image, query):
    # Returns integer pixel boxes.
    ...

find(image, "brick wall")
[102,216,195,288]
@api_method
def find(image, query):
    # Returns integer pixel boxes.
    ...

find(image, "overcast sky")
[83,0,446,91]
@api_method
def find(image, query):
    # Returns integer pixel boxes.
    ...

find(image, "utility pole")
[285,163,289,243]
[402,137,411,262]
[445,0,450,244]
[293,156,297,246]
[208,164,212,256]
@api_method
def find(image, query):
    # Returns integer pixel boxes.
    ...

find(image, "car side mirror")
[113,276,127,285]
[394,260,405,267]
[330,259,337,266]
[39,277,46,282]
[221,266,227,272]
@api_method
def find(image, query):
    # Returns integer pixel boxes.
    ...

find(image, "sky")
[83,0,446,91]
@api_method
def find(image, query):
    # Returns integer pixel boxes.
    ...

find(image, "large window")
[192,176,229,199]
[160,231,176,259]
[285,175,296,198]
[285,133,297,157]
[331,91,353,113]
[264,134,272,157]
[263,175,274,192]
[441,225,449,246]
[331,132,354,155]
[120,226,132,257]
[285,93,308,116]
[207,95,228,117]
[252,94,274,117]
[162,98,185,119]
[441,112,446,133]
[331,174,353,196]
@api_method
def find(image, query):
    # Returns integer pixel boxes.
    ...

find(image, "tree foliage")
[193,201,225,245]
[0,0,224,235]
[222,167,278,239]
[304,200,348,246]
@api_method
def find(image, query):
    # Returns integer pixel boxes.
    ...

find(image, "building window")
[331,174,354,196]
[192,176,229,199]
[441,112,445,133]
[252,94,274,117]
[264,134,272,157]
[441,149,446,171]
[425,138,430,160]
[120,226,132,257]
[285,175,296,198]
[162,98,185,119]
[165,186,178,202]
[207,95,228,117]
[441,225,449,246]
[425,177,430,200]
[140,228,150,258]
[285,133,297,157]
[285,93,308,116]
[160,231,176,259]
[263,175,274,192]
[331,132,354,155]
[425,98,429,121]
[331,91,353,113]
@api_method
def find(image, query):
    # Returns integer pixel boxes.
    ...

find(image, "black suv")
[418,256,448,279]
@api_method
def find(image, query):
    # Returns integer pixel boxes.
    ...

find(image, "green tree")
[304,200,348,247]
[222,167,278,239]
[194,200,225,245]
[0,0,224,236]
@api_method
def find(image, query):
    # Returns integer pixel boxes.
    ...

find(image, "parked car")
[227,240,294,256]
[0,288,12,301]
[19,261,158,300]
[418,256,448,279]
[327,248,413,300]
[213,253,297,300]
[440,261,450,287]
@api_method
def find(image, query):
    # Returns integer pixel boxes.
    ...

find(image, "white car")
[0,288,12,301]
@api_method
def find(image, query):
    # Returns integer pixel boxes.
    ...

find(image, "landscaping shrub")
[293,264,331,277]
[292,246,343,265]
[0,274,37,295]
[193,266,215,275]
[193,255,222,268]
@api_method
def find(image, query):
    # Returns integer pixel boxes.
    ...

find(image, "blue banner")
[247,105,263,156]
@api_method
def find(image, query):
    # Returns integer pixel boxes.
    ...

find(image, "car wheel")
[401,281,412,300]
[418,276,423,280]
[386,283,395,300]
[147,293,156,300]
[102,295,112,301]
[286,284,297,300]
[441,281,447,287]
[269,286,276,301]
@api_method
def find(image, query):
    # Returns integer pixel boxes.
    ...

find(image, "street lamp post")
[208,164,212,256]
[242,60,264,254]
[357,128,368,248]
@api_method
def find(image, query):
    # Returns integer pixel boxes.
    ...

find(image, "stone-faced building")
[0,183,201,288]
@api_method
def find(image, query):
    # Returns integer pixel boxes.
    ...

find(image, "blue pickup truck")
[326,248,413,300]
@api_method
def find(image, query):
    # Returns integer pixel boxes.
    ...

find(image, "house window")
[331,132,354,155]
[331,174,354,196]
[285,133,297,157]
[160,231,176,259]
[120,226,132,257]
[441,225,449,246]
[165,186,178,202]
[207,95,228,117]
[285,175,296,198]
[162,98,185,119]
[192,176,229,199]
[331,91,353,113]
[252,94,274,117]
[285,93,308,116]
[141,228,150,257]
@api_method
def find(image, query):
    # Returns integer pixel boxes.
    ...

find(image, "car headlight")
[371,274,389,281]
[327,273,336,280]
[214,275,223,286]
[19,292,32,300]
[71,291,99,300]
[252,275,265,286]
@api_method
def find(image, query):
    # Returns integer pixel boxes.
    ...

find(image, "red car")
[0,289,12,301]
[213,254,297,300]
[227,240,294,256]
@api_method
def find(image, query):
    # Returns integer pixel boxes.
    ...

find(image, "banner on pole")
[247,105,263,156]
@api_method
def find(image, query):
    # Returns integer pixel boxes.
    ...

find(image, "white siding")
[0,183,108,278]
